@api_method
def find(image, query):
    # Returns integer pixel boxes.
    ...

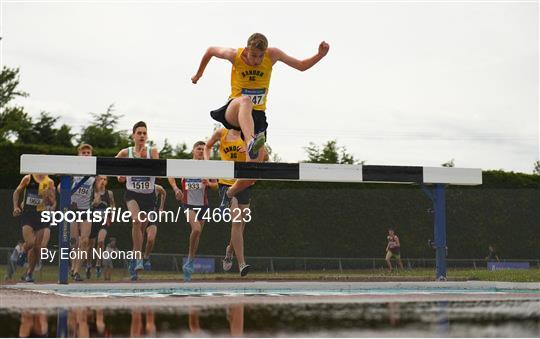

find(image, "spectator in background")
[386,229,404,271]
[486,244,500,262]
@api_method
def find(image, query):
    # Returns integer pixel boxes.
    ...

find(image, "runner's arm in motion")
[115,149,128,183]
[202,179,218,190]
[155,185,166,211]
[204,128,223,160]
[267,41,330,71]
[45,177,56,209]
[168,178,183,201]
[191,47,236,84]
[108,190,116,209]
[13,175,30,216]
[151,147,159,160]
[92,177,102,207]
[92,190,101,208]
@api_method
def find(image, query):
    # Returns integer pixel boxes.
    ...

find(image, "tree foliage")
[0,67,74,146]
[1,67,31,143]
[79,104,130,148]
[0,66,28,108]
[304,140,362,164]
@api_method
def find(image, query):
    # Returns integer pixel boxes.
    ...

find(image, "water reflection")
[19,312,48,338]
[5,300,539,337]
[130,309,156,337]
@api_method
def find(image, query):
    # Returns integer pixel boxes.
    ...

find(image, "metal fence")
[2,247,539,274]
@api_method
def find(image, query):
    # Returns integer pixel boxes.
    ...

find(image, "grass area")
[2,266,540,284]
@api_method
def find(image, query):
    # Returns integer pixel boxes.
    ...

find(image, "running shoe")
[22,273,34,283]
[135,259,144,272]
[221,250,233,272]
[35,259,43,272]
[128,259,138,281]
[222,255,233,272]
[73,273,83,282]
[16,251,27,266]
[143,258,152,271]
[128,259,135,275]
[247,132,266,159]
[239,263,251,277]
[182,259,195,282]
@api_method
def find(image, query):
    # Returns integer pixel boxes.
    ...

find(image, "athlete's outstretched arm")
[268,41,330,71]
[204,128,223,160]
[191,47,236,84]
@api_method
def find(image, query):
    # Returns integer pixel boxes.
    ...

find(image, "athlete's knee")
[80,236,89,247]
[191,226,202,236]
[146,226,157,239]
[231,222,243,231]
[70,237,78,249]
[25,239,35,250]
[146,227,156,241]
[132,220,143,229]
[238,96,254,108]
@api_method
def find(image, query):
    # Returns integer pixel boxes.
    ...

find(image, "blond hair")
[77,143,93,152]
[247,33,268,51]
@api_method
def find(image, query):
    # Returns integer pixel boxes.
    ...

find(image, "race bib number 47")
[242,88,266,105]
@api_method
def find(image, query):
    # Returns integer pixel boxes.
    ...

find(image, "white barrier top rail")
[20,154,482,185]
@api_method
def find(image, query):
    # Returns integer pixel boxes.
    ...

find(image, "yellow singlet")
[36,175,50,212]
[230,48,273,111]
[218,128,246,186]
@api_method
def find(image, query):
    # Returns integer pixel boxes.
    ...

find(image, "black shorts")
[219,184,251,205]
[210,100,268,140]
[125,190,156,213]
[90,222,106,239]
[20,212,47,231]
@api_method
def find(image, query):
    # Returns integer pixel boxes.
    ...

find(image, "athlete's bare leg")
[96,229,107,268]
[224,96,256,150]
[26,228,44,276]
[126,200,144,253]
[229,203,249,267]
[144,225,157,259]
[227,147,266,197]
[74,221,91,275]
[187,211,205,259]
[21,225,36,254]
[69,221,80,274]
